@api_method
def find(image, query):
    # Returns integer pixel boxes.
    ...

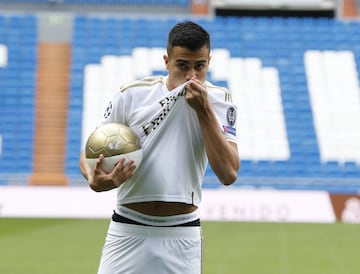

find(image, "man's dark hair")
[167,21,210,56]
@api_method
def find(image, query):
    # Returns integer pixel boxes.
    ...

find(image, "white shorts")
[97,221,203,274]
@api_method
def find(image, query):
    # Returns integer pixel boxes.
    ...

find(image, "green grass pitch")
[0,218,359,274]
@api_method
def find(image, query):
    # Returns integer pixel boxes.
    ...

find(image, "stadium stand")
[0,0,190,14]
[0,0,188,4]
[0,2,359,193]
[66,16,360,193]
[0,14,37,184]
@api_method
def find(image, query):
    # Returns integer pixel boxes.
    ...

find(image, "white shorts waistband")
[116,205,199,227]
[108,221,201,238]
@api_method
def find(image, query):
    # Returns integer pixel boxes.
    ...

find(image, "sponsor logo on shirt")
[142,88,185,136]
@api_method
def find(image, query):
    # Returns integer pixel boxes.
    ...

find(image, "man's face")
[164,46,210,91]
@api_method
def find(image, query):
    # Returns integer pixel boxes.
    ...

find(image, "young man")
[79,20,240,274]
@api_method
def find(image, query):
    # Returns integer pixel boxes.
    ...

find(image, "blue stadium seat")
[342,162,360,178]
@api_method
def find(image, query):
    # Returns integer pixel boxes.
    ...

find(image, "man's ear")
[163,54,169,69]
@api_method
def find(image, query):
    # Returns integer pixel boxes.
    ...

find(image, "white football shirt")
[99,75,237,207]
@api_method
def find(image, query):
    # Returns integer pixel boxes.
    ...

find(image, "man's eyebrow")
[175,59,207,64]
[175,59,189,63]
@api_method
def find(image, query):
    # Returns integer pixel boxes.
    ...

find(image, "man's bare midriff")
[123,201,197,216]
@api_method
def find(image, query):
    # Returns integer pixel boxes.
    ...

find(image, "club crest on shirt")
[226,106,236,126]
[104,101,112,119]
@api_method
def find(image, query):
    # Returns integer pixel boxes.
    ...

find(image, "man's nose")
[186,69,197,80]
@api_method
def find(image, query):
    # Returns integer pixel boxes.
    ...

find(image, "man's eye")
[196,64,205,71]
[178,63,188,70]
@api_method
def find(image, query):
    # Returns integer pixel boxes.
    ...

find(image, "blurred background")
[1,3,360,274]
[0,0,360,222]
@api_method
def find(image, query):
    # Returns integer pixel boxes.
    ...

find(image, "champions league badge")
[226,106,236,126]
[104,101,112,119]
